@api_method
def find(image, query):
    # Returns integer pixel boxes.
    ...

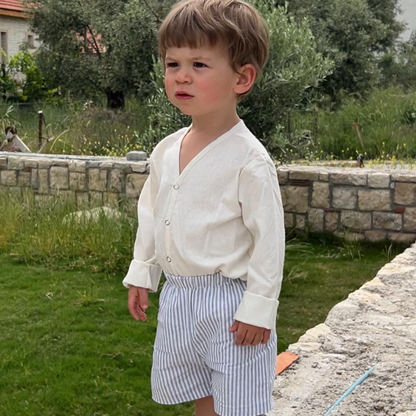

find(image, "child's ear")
[234,64,256,95]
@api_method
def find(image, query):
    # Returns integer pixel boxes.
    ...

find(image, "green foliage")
[142,4,334,158]
[278,0,405,102]
[26,0,162,108]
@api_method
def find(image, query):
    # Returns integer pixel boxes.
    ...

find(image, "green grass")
[0,237,405,415]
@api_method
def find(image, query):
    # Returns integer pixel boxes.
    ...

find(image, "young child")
[123,0,285,414]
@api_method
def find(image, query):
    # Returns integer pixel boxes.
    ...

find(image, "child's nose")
[175,67,192,83]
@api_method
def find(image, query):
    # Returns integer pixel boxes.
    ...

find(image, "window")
[27,34,35,48]
[1,32,7,64]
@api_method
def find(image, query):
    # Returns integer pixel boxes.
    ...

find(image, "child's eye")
[166,62,178,68]
[194,62,207,68]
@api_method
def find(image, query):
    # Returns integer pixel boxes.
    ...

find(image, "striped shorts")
[152,272,277,416]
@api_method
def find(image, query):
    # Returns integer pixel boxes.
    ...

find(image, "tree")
[25,0,162,108]
[276,0,405,103]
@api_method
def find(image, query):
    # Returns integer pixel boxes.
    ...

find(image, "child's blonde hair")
[158,0,269,99]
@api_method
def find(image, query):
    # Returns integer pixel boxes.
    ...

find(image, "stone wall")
[279,165,416,244]
[0,152,149,214]
[1,153,416,243]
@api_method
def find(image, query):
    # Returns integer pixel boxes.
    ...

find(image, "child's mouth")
[175,92,194,100]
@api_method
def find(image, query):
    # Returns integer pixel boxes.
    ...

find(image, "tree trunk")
[106,90,125,109]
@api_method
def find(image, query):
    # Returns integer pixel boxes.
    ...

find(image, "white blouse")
[123,120,285,329]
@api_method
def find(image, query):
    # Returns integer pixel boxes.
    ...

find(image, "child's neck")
[190,109,240,140]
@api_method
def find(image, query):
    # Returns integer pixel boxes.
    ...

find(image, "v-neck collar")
[176,119,245,182]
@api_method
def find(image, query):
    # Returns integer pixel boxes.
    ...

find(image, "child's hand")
[229,320,271,346]
[128,285,149,322]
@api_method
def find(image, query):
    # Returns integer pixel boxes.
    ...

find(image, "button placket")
[165,181,181,269]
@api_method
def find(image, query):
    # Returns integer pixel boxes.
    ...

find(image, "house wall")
[0,14,39,58]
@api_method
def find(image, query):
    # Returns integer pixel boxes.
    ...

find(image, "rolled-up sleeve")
[122,157,162,292]
[234,154,285,329]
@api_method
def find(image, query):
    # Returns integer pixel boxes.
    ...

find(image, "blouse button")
[166,256,172,263]
[173,184,179,190]
[165,220,170,226]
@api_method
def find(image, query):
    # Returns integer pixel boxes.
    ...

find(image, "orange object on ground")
[276,352,299,375]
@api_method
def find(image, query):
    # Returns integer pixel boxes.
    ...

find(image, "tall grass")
[0,190,137,274]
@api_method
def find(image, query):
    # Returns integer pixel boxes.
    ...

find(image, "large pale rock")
[307,208,324,232]
[0,170,17,186]
[126,174,147,198]
[341,210,371,229]
[404,207,416,231]
[281,186,309,213]
[394,182,416,205]
[373,212,402,230]
[331,172,366,186]
[88,168,107,192]
[324,211,339,232]
[332,187,357,209]
[368,172,390,188]
[311,182,330,208]
[50,166,69,190]
[63,206,127,225]
[358,189,391,211]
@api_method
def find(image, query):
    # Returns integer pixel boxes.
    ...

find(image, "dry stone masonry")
[1,153,416,241]
[271,242,416,416]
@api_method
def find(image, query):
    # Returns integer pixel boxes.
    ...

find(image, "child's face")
[164,44,241,118]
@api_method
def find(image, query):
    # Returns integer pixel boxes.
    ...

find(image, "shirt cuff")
[122,260,162,293]
[234,291,279,329]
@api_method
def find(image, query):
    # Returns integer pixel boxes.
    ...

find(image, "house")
[0,0,38,64]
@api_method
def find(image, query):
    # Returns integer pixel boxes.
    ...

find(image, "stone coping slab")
[270,242,416,416]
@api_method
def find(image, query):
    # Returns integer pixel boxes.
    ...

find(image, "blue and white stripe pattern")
[152,272,277,416]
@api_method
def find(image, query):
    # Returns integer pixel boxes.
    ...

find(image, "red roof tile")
[0,0,24,12]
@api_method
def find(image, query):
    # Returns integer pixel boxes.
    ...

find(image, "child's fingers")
[128,288,141,321]
[261,329,271,344]
[229,320,239,332]
[250,331,264,346]
[137,287,149,311]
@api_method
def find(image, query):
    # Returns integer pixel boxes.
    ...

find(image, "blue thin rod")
[324,365,376,416]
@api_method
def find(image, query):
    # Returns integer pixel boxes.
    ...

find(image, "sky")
[398,0,416,40]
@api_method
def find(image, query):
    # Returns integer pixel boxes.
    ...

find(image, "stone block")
[341,211,371,230]
[131,162,147,173]
[104,192,120,209]
[18,172,31,187]
[332,187,357,210]
[373,212,402,231]
[36,158,53,169]
[126,174,147,198]
[126,151,147,161]
[284,212,294,228]
[51,189,76,204]
[388,232,416,245]
[76,192,89,209]
[277,169,289,185]
[281,186,309,213]
[325,212,339,232]
[8,157,24,170]
[404,208,416,232]
[0,157,7,168]
[358,189,391,211]
[69,172,86,191]
[50,166,69,190]
[289,169,319,181]
[31,169,38,188]
[99,162,114,169]
[365,230,387,242]
[295,214,306,230]
[391,172,416,183]
[394,182,416,205]
[0,170,17,186]
[331,172,366,186]
[122,198,138,217]
[311,182,330,208]
[68,161,86,173]
[109,169,125,193]
[90,191,103,207]
[368,172,390,188]
[318,172,329,181]
[344,231,365,241]
[24,159,39,168]
[38,169,49,194]
[34,194,54,205]
[86,161,101,168]
[308,208,324,232]
[88,168,107,192]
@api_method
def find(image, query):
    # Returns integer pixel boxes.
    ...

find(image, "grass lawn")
[0,239,403,415]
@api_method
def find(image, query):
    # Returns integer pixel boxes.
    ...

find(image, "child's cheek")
[198,80,225,103]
